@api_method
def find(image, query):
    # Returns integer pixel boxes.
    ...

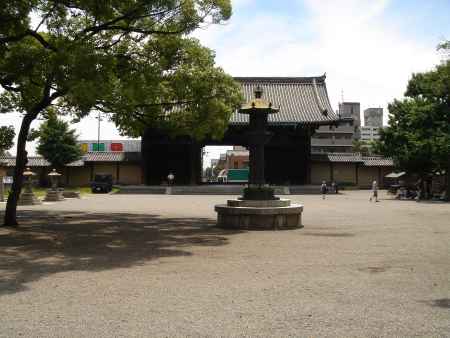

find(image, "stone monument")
[215,87,304,229]
[44,169,64,201]
[18,168,42,205]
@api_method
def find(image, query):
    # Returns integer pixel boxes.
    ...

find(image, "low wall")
[310,161,392,188]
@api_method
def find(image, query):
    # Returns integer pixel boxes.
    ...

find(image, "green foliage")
[375,57,450,177]
[352,139,372,156]
[108,36,243,139]
[438,39,449,60]
[35,109,82,167]
[0,0,242,139]
[0,125,15,155]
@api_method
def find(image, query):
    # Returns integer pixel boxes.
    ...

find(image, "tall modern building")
[311,102,361,153]
[339,102,361,127]
[361,108,383,142]
[364,108,383,127]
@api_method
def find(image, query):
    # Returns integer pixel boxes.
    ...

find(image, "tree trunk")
[3,113,38,227]
[426,177,432,200]
[419,177,426,200]
[446,155,450,202]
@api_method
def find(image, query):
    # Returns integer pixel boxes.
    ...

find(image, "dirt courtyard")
[0,191,449,337]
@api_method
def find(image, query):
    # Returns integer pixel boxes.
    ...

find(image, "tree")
[0,125,15,155]
[352,139,372,156]
[0,1,242,226]
[34,109,82,168]
[375,43,450,200]
[438,40,449,60]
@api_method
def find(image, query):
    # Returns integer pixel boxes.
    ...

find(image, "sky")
[1,0,449,165]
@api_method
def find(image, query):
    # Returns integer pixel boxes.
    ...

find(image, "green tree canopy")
[352,139,373,156]
[0,125,15,155]
[375,45,450,199]
[35,109,82,168]
[1,0,242,226]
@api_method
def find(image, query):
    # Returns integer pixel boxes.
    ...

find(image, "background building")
[311,102,361,153]
[78,140,141,152]
[360,126,381,142]
[225,147,249,169]
[360,108,383,142]
[364,108,383,127]
[1,138,394,188]
[143,76,339,185]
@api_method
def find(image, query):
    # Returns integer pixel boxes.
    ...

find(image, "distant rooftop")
[311,152,393,167]
[0,151,141,167]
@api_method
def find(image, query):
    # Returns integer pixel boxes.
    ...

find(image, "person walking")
[321,181,327,200]
[167,172,175,185]
[370,180,379,202]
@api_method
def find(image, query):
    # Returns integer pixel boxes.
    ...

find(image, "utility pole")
[96,111,102,151]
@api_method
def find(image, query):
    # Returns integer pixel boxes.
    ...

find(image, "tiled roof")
[363,157,394,167]
[311,153,393,167]
[82,152,126,162]
[327,153,363,163]
[66,159,85,167]
[0,152,141,167]
[0,156,50,167]
[230,76,339,126]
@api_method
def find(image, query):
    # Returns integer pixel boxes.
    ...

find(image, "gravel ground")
[0,191,449,337]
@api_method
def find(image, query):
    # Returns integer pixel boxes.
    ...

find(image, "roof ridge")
[328,152,361,156]
[234,76,326,84]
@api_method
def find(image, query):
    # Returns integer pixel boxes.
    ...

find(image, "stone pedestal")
[44,189,64,201]
[18,192,42,205]
[215,199,303,230]
[62,191,80,198]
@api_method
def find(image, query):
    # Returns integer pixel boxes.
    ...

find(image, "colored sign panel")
[110,143,123,152]
[92,143,105,151]
[80,143,88,153]
[227,169,249,182]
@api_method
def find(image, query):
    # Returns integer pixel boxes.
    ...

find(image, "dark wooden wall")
[142,125,313,185]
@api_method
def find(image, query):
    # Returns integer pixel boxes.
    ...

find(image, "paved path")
[0,191,449,337]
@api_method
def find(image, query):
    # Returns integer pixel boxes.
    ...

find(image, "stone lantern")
[215,87,304,230]
[239,86,279,199]
[44,169,64,201]
[18,168,41,205]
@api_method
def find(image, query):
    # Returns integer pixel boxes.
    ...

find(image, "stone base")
[63,191,80,198]
[18,192,42,205]
[215,199,303,230]
[44,189,65,201]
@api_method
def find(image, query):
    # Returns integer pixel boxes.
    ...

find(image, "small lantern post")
[44,169,64,201]
[18,168,41,205]
[23,168,36,193]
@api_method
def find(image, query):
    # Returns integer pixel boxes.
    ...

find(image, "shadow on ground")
[0,210,242,296]
[429,298,450,309]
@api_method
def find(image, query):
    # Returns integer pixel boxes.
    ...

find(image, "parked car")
[91,173,113,193]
